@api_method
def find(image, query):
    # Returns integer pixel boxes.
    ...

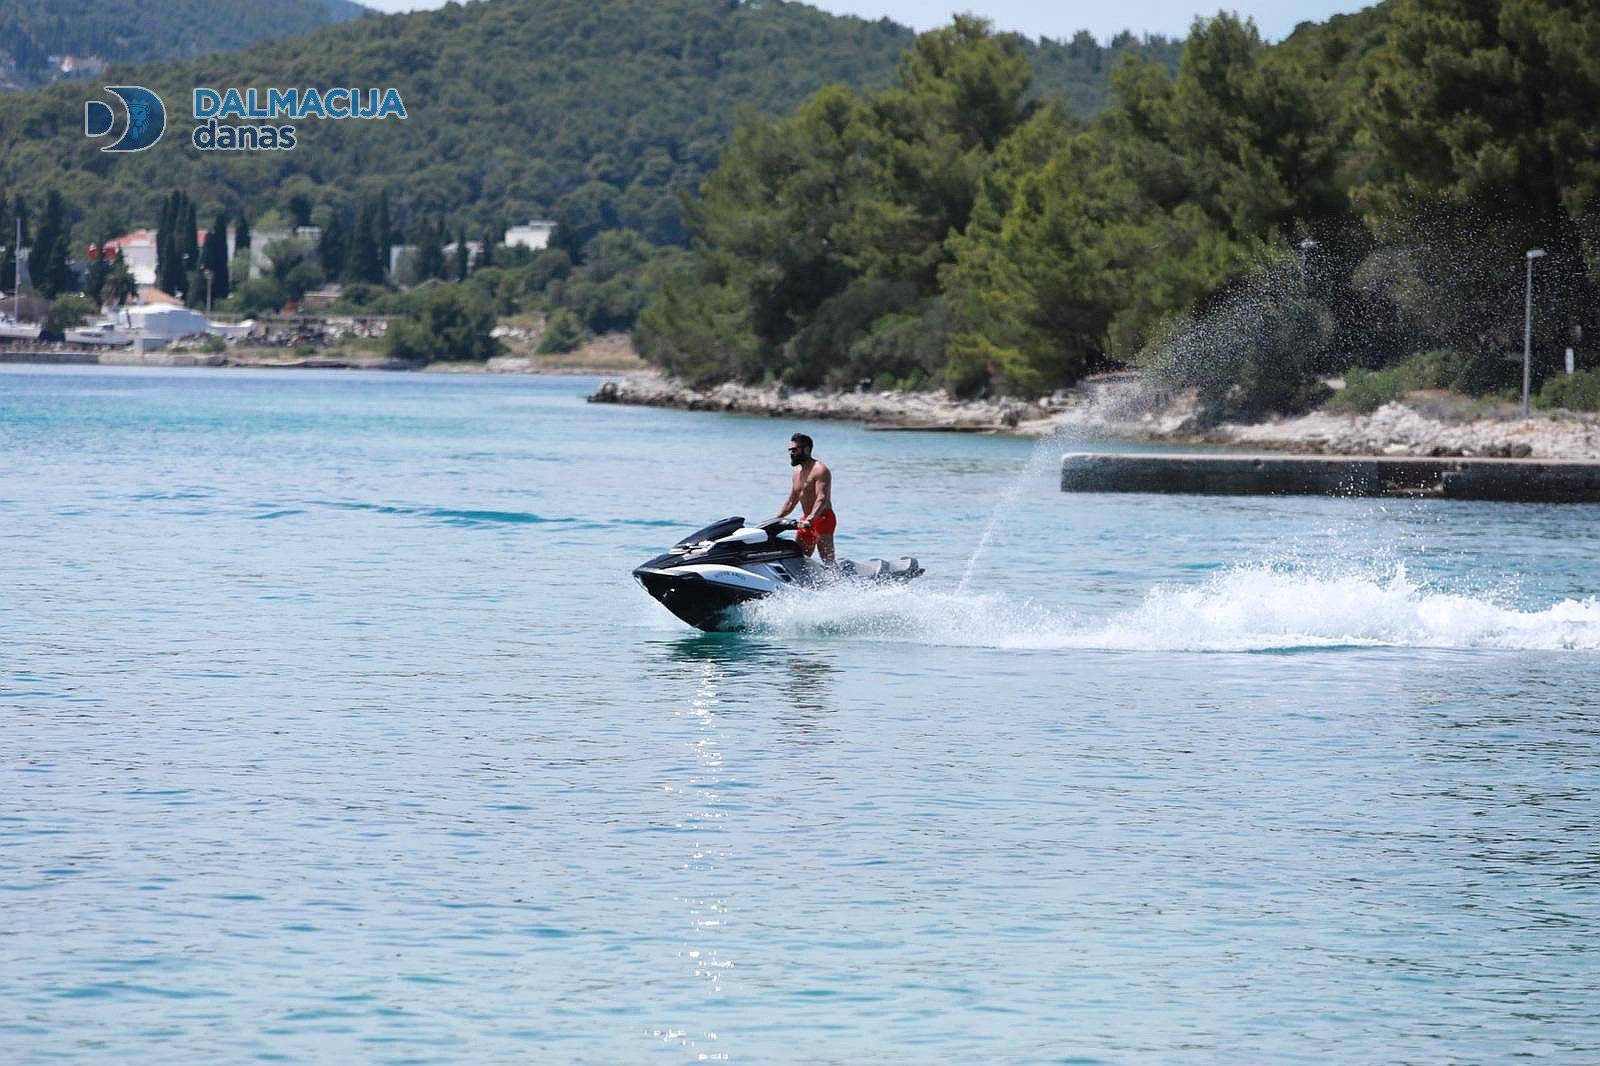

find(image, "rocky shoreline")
[588,374,1600,460]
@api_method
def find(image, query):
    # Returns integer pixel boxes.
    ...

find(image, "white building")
[95,231,158,285]
[504,220,556,251]
[125,304,210,344]
[250,227,322,273]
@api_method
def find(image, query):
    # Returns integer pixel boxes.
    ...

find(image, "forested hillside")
[0,0,367,91]
[639,0,1600,411]
[0,0,1176,249]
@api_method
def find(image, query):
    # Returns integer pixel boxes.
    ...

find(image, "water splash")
[743,566,1600,653]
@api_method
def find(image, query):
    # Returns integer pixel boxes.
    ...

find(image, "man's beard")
[790,454,804,466]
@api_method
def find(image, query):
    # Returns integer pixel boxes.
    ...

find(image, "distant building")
[51,55,108,76]
[91,230,159,285]
[389,245,415,277]
[442,240,485,269]
[504,220,556,251]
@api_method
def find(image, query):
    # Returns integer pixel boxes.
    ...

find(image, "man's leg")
[819,534,835,566]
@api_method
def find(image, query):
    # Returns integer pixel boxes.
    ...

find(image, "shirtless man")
[777,432,835,565]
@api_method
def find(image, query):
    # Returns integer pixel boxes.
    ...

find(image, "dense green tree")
[1,194,24,295]
[1359,0,1600,377]
[201,210,231,304]
[384,285,500,364]
[233,213,252,264]
[413,218,446,283]
[30,190,75,299]
[343,203,385,285]
[319,210,348,282]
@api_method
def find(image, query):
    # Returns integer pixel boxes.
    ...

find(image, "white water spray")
[746,565,1600,653]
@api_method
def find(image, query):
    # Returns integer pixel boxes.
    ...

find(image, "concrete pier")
[1062,452,1600,503]
[0,350,99,364]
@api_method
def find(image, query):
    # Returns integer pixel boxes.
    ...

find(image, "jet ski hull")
[632,566,770,632]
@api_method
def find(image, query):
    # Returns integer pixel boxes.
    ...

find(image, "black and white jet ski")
[633,516,923,631]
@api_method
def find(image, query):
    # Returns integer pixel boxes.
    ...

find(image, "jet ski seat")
[855,557,921,579]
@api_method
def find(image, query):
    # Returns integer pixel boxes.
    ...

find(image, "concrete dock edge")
[1061,452,1600,503]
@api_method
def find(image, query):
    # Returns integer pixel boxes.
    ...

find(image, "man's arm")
[776,485,800,518]
[805,466,832,521]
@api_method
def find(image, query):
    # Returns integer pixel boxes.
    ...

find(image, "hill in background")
[0,0,368,91]
[0,0,1179,246]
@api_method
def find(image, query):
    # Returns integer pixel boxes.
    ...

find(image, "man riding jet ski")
[632,516,923,632]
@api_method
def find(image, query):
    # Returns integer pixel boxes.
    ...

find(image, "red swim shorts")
[797,508,837,546]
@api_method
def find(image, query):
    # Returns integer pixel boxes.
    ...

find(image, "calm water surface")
[3,366,1598,1063]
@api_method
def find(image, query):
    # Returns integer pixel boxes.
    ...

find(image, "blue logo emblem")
[84,86,166,152]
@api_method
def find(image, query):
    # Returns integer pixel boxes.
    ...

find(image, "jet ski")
[633,515,924,631]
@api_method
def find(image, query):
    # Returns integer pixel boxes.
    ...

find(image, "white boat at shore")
[65,312,136,346]
[0,313,42,342]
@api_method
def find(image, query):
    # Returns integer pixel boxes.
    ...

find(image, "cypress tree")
[0,193,15,295]
[343,203,384,284]
[233,212,252,261]
[319,209,348,282]
[154,193,171,293]
[455,227,469,281]
[31,190,74,299]
[375,190,392,277]
[182,200,199,278]
[479,227,495,268]
[85,233,109,305]
[202,210,230,303]
[415,217,445,281]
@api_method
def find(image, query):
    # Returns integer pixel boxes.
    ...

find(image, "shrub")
[46,294,97,338]
[1538,368,1600,412]
[384,284,501,364]
[537,307,589,354]
[234,277,288,317]
[1327,349,1468,413]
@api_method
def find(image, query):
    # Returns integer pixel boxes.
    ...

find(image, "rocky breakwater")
[587,372,1194,437]
[1217,401,1600,460]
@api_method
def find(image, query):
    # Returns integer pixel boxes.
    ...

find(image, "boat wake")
[739,565,1600,652]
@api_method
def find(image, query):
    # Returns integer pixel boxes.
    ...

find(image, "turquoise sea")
[4,365,1598,1063]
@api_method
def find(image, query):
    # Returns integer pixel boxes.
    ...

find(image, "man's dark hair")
[790,432,813,451]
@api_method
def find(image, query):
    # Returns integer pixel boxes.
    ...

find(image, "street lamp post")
[1523,248,1546,417]
[1299,238,1319,287]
